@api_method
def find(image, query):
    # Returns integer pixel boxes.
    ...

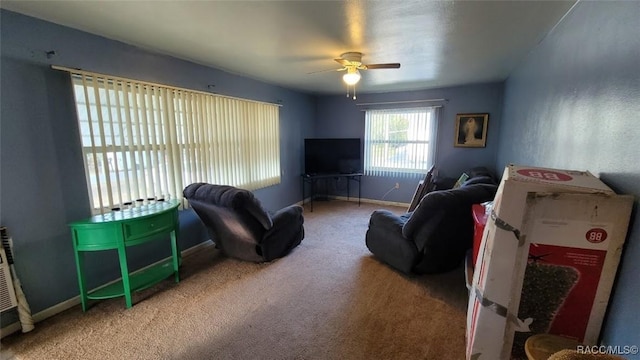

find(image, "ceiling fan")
[312,52,401,99]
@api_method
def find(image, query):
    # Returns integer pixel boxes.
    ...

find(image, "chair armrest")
[261,205,304,261]
[264,204,303,232]
[270,205,302,224]
[368,209,409,231]
[366,210,418,274]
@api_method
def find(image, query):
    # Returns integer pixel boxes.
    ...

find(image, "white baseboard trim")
[325,195,410,209]
[0,240,215,339]
[297,195,408,209]
[0,320,21,339]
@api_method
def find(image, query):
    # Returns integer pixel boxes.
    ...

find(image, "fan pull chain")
[345,85,357,100]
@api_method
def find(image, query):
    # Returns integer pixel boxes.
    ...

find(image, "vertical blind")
[69,71,280,213]
[364,107,437,177]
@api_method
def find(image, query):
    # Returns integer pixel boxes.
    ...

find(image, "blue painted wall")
[0,9,315,318]
[315,83,504,203]
[497,1,640,353]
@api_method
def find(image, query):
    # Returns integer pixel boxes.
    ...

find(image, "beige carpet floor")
[0,200,469,360]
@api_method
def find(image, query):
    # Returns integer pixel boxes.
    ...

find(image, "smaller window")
[364,107,437,177]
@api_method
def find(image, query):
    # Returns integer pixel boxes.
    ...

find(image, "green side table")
[69,200,180,311]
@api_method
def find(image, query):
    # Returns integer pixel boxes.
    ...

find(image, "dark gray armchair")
[366,172,497,274]
[183,183,304,262]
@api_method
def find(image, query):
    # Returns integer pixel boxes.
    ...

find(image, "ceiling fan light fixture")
[342,68,361,85]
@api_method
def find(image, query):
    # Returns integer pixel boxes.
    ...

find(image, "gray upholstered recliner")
[183,183,304,262]
[365,172,497,274]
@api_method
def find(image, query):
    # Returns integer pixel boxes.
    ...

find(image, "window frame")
[364,106,438,177]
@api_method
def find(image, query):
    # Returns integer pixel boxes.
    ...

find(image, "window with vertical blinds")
[364,107,437,177]
[70,72,280,213]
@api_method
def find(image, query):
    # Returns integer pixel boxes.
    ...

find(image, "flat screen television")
[304,138,361,175]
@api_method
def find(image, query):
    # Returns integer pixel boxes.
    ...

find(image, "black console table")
[301,173,363,212]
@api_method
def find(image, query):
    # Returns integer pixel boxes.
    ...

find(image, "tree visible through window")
[364,107,437,177]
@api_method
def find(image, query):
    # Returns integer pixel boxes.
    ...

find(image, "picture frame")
[454,113,489,148]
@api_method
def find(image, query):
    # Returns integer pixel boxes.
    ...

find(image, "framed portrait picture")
[454,113,489,148]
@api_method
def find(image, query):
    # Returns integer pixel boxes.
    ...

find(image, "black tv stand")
[301,173,363,212]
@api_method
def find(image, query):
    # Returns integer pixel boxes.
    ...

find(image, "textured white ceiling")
[1,0,576,94]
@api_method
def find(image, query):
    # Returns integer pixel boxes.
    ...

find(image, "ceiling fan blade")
[334,58,352,66]
[307,67,346,74]
[363,63,401,70]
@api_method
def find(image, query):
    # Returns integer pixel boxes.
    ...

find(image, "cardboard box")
[465,165,633,360]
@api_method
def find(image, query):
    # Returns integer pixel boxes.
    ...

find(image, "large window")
[70,71,280,213]
[364,107,438,177]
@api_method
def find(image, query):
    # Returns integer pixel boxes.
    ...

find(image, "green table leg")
[116,245,132,308]
[72,238,89,312]
[170,230,180,283]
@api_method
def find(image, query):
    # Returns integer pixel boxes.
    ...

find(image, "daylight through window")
[70,72,280,213]
[364,107,437,177]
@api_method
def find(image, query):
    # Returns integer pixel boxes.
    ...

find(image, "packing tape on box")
[473,287,533,332]
[490,210,524,247]
[474,287,508,317]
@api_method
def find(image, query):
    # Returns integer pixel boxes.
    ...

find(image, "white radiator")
[0,246,18,313]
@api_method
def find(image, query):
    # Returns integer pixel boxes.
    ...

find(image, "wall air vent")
[0,246,18,312]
